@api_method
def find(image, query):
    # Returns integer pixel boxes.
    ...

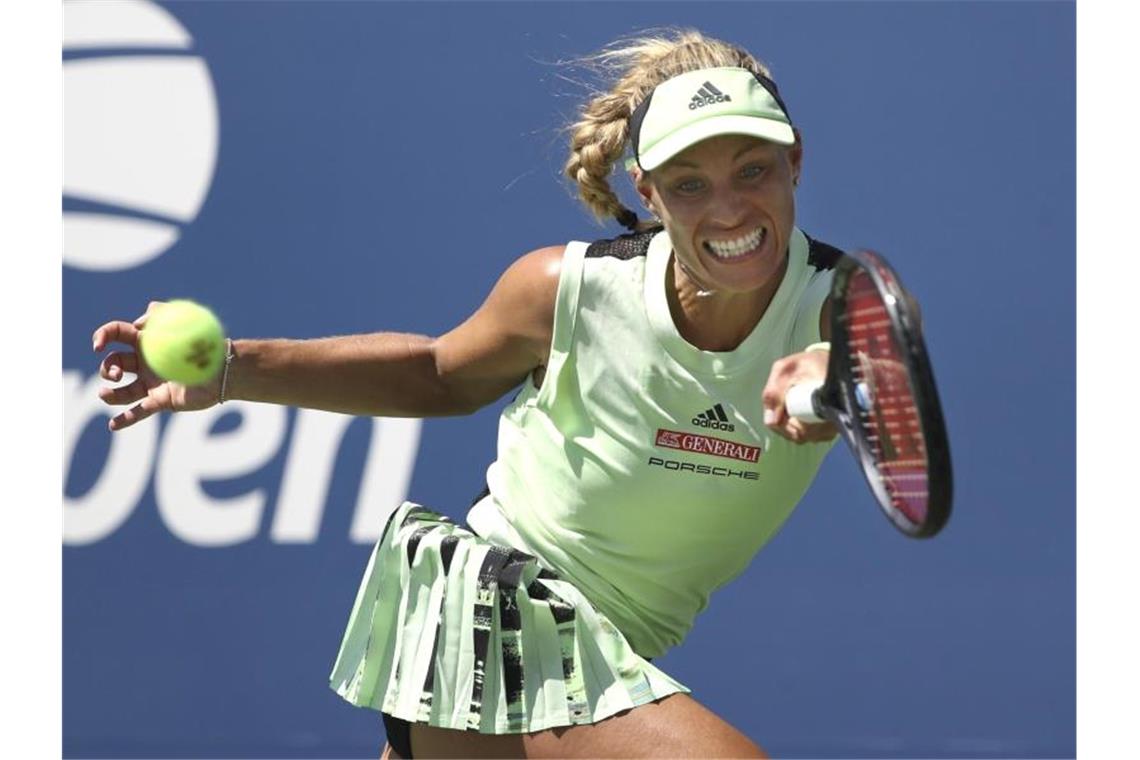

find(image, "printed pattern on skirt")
[329,502,689,735]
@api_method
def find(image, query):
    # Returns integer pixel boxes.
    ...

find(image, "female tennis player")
[94,29,844,759]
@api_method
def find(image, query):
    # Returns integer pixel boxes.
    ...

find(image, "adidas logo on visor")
[692,403,735,431]
[689,82,732,110]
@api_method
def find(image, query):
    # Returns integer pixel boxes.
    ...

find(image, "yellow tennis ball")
[139,300,226,386]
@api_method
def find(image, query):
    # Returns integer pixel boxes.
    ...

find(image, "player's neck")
[666,253,787,352]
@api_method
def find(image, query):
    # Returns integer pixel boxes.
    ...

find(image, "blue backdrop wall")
[63,1,1075,757]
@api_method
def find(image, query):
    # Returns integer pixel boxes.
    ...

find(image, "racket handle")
[786,380,825,423]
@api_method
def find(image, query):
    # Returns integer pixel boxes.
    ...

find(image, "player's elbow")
[426,340,510,417]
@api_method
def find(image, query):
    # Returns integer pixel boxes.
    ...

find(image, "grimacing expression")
[638,133,802,295]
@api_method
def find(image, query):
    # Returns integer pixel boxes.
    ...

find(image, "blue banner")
[63,1,1075,757]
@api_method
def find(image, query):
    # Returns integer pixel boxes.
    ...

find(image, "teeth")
[706,227,764,258]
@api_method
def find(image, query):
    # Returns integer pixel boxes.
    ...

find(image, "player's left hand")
[761,350,839,444]
[92,301,223,431]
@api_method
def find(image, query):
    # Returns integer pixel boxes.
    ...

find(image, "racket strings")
[841,271,930,524]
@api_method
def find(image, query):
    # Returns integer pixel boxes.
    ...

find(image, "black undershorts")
[382,712,414,759]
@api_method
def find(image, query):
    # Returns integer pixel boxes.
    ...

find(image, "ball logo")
[63,0,219,271]
[186,339,217,370]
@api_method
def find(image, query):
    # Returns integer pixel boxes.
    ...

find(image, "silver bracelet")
[218,338,235,404]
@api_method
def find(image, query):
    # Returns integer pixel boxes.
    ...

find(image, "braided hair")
[564,29,772,231]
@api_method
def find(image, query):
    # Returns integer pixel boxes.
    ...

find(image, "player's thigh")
[409,693,767,758]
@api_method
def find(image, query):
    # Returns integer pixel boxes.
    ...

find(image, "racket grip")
[786,380,825,423]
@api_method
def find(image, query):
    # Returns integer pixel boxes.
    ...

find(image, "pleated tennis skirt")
[329,501,689,735]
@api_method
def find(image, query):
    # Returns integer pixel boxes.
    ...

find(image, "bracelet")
[218,338,235,404]
[803,341,831,353]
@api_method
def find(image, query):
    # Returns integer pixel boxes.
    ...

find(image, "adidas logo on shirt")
[689,82,732,110]
[692,403,735,432]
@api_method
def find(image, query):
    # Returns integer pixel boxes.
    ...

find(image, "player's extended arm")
[94,246,563,429]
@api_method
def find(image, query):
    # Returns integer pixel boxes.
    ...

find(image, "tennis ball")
[139,300,226,386]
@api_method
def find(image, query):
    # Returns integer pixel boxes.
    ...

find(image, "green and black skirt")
[329,502,688,734]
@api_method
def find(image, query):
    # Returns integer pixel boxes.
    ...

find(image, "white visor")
[631,67,795,171]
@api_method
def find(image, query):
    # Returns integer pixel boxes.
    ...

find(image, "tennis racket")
[785,249,952,538]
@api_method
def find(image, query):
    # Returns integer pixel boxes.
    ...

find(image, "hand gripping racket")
[785,250,952,538]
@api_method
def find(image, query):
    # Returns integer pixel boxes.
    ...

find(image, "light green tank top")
[468,227,837,658]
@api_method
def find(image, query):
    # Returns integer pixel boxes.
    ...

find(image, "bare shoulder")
[516,244,565,274]
[495,245,564,308]
[430,245,568,412]
[483,244,565,335]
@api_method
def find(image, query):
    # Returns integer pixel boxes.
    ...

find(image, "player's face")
[637,133,802,295]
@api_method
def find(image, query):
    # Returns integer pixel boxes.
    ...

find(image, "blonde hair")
[564,29,773,231]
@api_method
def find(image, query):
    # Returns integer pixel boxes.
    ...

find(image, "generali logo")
[655,429,761,463]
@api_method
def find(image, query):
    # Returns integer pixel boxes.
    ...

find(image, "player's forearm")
[224,333,462,417]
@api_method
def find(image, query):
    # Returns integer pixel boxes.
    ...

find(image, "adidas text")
[691,416,735,432]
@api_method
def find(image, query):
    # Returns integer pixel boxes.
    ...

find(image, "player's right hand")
[92,302,223,431]
[761,348,839,444]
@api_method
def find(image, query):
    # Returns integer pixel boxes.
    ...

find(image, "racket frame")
[816,250,953,538]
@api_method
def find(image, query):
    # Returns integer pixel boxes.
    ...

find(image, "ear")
[788,128,805,185]
[629,166,657,214]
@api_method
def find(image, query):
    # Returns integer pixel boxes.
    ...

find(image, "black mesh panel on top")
[584,228,661,260]
[805,234,844,272]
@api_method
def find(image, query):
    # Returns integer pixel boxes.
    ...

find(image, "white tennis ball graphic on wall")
[64,0,219,271]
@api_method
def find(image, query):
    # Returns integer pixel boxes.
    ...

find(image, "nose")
[706,187,750,228]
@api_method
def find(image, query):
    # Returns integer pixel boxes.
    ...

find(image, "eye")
[739,163,767,180]
[674,177,706,194]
